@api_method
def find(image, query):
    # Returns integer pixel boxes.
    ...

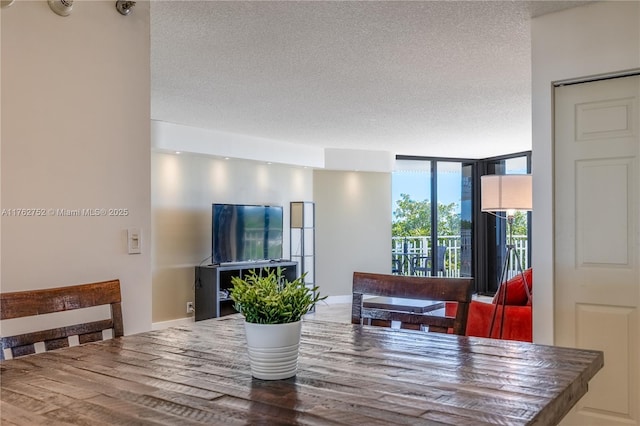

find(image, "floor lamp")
[290,201,316,312]
[481,174,532,338]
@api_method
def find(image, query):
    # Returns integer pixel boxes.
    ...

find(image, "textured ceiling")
[151,1,593,159]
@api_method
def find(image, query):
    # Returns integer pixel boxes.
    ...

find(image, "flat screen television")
[212,204,283,264]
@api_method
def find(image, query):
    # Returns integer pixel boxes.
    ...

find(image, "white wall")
[532,1,640,344]
[1,1,151,334]
[152,120,325,169]
[314,170,391,298]
[151,155,391,321]
[152,152,313,323]
[1,4,3,296]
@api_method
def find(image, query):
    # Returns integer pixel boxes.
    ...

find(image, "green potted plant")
[230,267,324,380]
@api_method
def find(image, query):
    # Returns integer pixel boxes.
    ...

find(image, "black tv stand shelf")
[194,260,298,321]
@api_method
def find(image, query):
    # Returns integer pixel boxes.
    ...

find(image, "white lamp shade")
[481,174,532,212]
[290,202,304,229]
[290,201,314,228]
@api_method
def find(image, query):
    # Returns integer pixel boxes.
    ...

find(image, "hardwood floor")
[303,302,351,323]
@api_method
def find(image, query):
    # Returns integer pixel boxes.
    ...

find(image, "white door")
[555,74,640,426]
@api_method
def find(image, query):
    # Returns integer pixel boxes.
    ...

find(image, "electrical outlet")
[186,302,194,314]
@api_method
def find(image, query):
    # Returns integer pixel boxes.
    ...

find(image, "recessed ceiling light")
[224,157,230,160]
[175,151,181,155]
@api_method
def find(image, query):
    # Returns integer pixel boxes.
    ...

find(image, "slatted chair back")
[0,279,124,360]
[352,272,473,335]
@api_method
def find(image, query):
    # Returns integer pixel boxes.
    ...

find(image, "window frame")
[394,151,531,294]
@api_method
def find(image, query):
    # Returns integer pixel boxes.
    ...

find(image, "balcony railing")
[392,235,528,278]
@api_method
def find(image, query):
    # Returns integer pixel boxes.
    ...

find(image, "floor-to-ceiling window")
[435,161,463,277]
[392,152,531,294]
[479,153,531,294]
[391,160,432,276]
[392,158,471,279]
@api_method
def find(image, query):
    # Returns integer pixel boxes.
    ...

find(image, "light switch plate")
[127,228,141,254]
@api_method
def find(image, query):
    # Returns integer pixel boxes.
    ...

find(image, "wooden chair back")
[0,279,123,360]
[352,272,473,335]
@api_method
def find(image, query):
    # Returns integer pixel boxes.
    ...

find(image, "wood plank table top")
[0,315,603,425]
[363,296,444,313]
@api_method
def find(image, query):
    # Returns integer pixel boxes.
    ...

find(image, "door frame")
[551,69,640,425]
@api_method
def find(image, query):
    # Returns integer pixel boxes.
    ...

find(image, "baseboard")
[152,316,195,331]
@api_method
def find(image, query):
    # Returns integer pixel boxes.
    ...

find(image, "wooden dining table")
[0,315,603,425]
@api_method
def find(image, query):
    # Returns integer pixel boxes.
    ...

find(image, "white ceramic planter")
[243,320,302,380]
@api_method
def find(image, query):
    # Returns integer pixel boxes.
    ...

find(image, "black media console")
[194,260,298,321]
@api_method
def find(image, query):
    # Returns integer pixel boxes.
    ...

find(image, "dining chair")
[410,255,431,276]
[0,279,124,360]
[391,258,402,275]
[411,246,447,276]
[352,272,473,335]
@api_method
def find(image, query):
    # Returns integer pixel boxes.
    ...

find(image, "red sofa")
[446,268,533,342]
